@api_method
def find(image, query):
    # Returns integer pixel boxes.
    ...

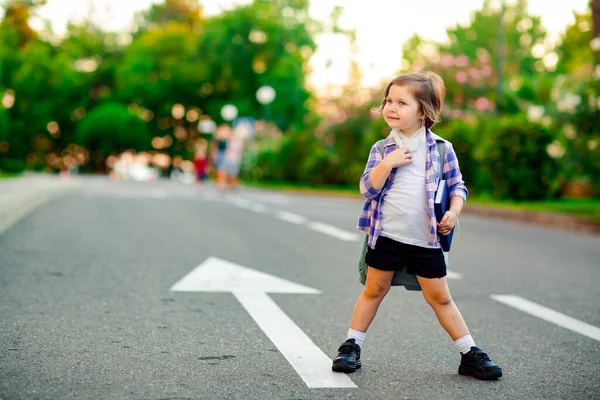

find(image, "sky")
[4,0,592,90]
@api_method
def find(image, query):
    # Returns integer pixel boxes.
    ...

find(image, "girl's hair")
[372,71,446,129]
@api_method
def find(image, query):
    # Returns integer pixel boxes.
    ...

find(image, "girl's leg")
[417,275,503,379]
[416,275,469,340]
[332,267,394,372]
[349,267,395,332]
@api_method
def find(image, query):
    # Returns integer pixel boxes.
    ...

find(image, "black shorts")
[365,236,447,279]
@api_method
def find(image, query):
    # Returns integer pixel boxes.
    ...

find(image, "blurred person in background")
[331,72,502,381]
[210,124,232,190]
[222,130,245,190]
[193,138,209,185]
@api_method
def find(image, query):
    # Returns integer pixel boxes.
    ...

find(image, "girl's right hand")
[383,147,412,168]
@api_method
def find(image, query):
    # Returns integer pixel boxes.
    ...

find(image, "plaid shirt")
[358,129,468,249]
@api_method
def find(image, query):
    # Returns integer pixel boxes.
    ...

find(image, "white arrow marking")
[170,257,356,388]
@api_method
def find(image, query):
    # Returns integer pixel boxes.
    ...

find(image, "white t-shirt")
[380,137,439,248]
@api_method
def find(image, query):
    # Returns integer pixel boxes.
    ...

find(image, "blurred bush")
[0,158,26,173]
[479,115,561,200]
[75,103,151,171]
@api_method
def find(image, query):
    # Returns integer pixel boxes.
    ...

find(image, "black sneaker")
[458,346,502,380]
[332,339,361,373]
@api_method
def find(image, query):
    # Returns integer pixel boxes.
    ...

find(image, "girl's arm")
[359,143,392,199]
[449,196,465,217]
[369,161,393,191]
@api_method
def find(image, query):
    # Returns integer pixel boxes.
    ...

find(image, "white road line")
[446,270,462,279]
[249,203,267,213]
[307,221,360,242]
[275,211,307,225]
[243,194,291,205]
[491,295,600,342]
[226,197,252,208]
[226,197,267,213]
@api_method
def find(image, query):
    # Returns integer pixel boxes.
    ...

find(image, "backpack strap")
[436,140,444,181]
[378,139,385,156]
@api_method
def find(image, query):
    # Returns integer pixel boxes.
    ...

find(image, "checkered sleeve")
[443,142,468,202]
[359,143,384,199]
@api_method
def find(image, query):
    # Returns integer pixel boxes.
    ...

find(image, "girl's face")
[383,84,423,134]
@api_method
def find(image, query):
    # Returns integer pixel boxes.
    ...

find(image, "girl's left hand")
[437,211,457,235]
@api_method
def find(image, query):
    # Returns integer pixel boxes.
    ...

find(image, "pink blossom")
[477,51,490,64]
[481,66,492,77]
[455,55,469,68]
[441,54,454,68]
[456,71,468,83]
[474,97,490,112]
[450,109,464,119]
[468,68,480,79]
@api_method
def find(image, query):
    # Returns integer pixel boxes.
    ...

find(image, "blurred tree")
[54,22,124,147]
[402,0,551,115]
[4,38,85,170]
[593,0,600,36]
[0,107,8,140]
[0,0,46,47]
[556,6,597,75]
[551,5,599,195]
[0,19,19,100]
[116,22,206,157]
[75,102,150,172]
[134,0,204,34]
[196,0,319,131]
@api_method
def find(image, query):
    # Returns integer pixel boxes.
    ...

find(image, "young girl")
[331,72,502,380]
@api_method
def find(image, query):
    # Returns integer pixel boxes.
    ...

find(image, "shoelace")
[474,351,491,362]
[338,344,357,354]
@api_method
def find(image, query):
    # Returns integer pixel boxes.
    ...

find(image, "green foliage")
[196,0,318,131]
[134,0,204,33]
[480,115,561,200]
[118,23,204,108]
[549,8,599,195]
[403,0,552,116]
[248,127,320,182]
[0,107,9,140]
[0,0,47,46]
[75,102,150,156]
[556,8,596,74]
[436,119,479,192]
[0,0,597,204]
[0,157,26,172]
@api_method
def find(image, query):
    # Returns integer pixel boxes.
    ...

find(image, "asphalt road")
[1,177,599,400]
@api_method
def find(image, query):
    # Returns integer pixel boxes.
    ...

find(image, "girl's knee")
[424,289,452,306]
[363,281,390,300]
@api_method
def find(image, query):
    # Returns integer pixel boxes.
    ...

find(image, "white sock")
[454,334,476,354]
[347,328,366,347]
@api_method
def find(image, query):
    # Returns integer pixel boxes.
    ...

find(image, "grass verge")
[0,170,21,179]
